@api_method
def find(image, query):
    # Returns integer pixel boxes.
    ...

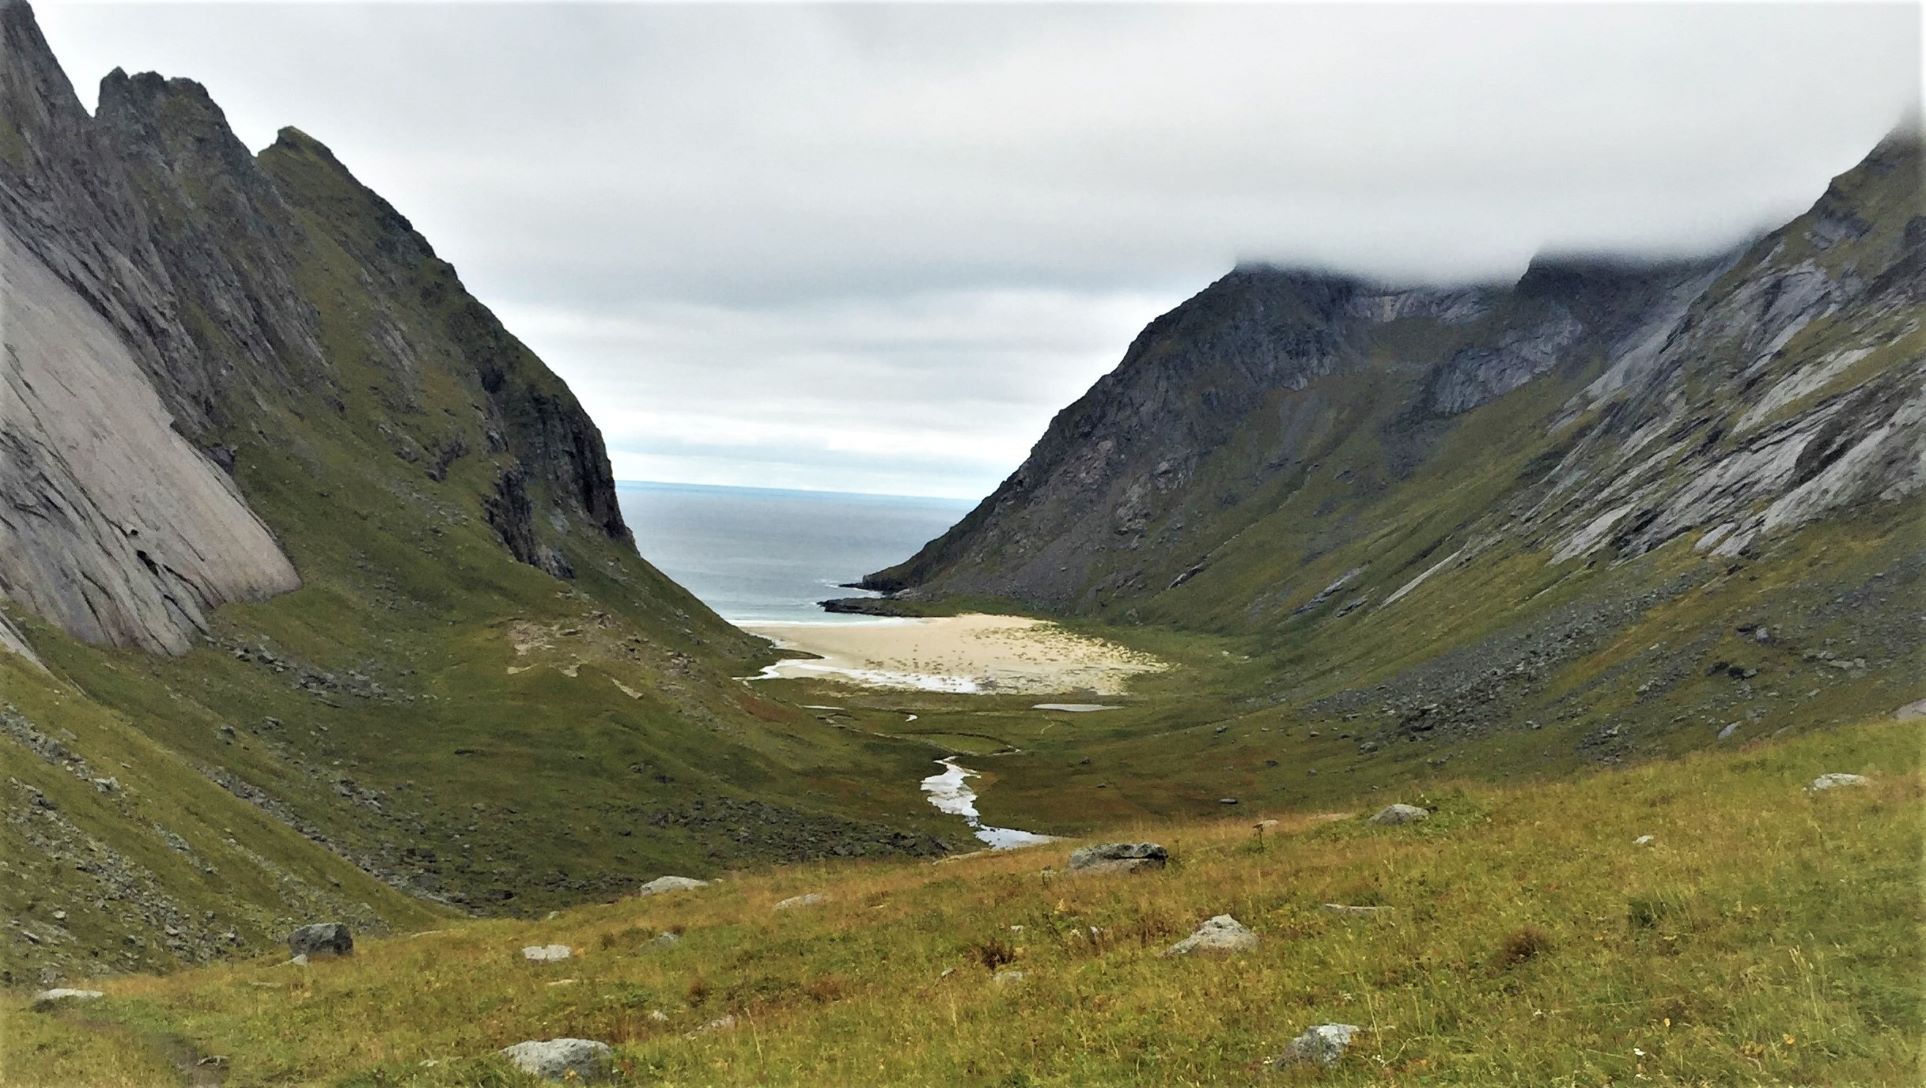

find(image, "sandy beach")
[742,613,1163,695]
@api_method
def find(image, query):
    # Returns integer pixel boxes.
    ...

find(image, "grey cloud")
[36,3,1921,498]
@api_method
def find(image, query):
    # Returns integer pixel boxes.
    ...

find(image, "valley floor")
[7,717,1918,1086]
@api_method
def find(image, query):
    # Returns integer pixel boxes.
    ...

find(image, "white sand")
[742,613,1162,695]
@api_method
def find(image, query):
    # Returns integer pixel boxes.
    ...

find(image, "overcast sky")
[37,2,1921,499]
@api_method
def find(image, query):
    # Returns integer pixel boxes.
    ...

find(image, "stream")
[919,757,1052,849]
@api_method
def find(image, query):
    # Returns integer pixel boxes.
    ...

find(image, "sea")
[617,481,974,624]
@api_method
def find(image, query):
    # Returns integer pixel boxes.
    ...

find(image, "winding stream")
[919,758,1052,849]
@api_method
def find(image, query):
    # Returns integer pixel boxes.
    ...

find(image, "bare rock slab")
[1068,842,1168,874]
[774,893,826,911]
[637,875,708,897]
[1808,773,1871,792]
[500,1038,612,1082]
[287,923,352,958]
[521,944,572,962]
[1164,914,1257,955]
[32,988,104,1010]
[1272,1024,1360,1068]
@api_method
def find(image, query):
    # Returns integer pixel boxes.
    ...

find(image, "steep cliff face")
[0,1,956,985]
[0,0,632,654]
[868,135,1922,626]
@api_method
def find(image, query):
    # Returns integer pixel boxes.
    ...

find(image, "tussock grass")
[6,719,1918,1085]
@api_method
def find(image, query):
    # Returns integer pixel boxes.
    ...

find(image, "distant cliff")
[866,134,1924,626]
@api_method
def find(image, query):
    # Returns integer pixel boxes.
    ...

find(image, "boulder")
[1808,773,1870,792]
[1370,803,1429,825]
[31,988,103,1010]
[287,922,352,958]
[1067,842,1168,874]
[774,893,825,911]
[1272,1024,1360,1068]
[500,1038,612,1082]
[1164,914,1258,955]
[521,944,572,962]
[637,875,709,897]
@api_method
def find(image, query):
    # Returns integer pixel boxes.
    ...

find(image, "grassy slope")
[6,717,1917,1086]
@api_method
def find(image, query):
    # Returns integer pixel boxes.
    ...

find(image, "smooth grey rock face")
[637,875,709,897]
[521,944,572,962]
[1068,842,1168,873]
[1370,804,1429,825]
[31,988,104,1010]
[287,923,352,958]
[0,221,300,656]
[1164,914,1257,956]
[500,1038,612,1082]
[773,893,825,911]
[1808,773,1871,792]
[1273,1023,1360,1068]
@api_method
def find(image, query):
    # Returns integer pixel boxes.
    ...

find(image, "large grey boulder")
[1272,1024,1360,1068]
[1164,914,1257,956]
[1807,773,1871,792]
[500,1039,612,1082]
[32,988,104,1010]
[1370,804,1429,826]
[1068,842,1168,874]
[637,875,708,897]
[287,923,353,958]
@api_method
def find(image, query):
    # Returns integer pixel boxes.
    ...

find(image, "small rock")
[499,1039,612,1082]
[774,893,825,911]
[1370,803,1429,825]
[1717,722,1741,741]
[32,989,104,1010]
[286,954,309,967]
[51,910,66,922]
[287,922,352,958]
[1252,819,1279,836]
[1217,797,1239,805]
[1164,914,1258,956]
[1634,835,1655,846]
[647,1010,670,1023]
[991,969,1026,987]
[651,931,681,947]
[1807,773,1870,792]
[637,875,709,897]
[1321,904,1386,917]
[1067,842,1168,874]
[1272,1023,1360,1068]
[521,944,572,962]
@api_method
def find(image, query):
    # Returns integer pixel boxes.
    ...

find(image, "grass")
[6,716,1917,1086]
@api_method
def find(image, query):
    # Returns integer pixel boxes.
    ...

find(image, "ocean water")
[617,482,973,624]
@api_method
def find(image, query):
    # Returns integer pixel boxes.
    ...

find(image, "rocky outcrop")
[1163,914,1257,955]
[636,875,709,897]
[500,1039,613,1082]
[286,922,353,958]
[1067,842,1168,873]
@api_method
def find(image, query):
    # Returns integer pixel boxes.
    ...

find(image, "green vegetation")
[8,718,1916,1085]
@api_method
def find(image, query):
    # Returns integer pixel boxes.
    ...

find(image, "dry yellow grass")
[5,719,1919,1086]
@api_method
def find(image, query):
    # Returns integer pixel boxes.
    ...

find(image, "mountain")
[867,132,1922,753]
[0,0,951,987]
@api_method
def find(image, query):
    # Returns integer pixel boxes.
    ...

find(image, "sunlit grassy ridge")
[8,717,1917,1086]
